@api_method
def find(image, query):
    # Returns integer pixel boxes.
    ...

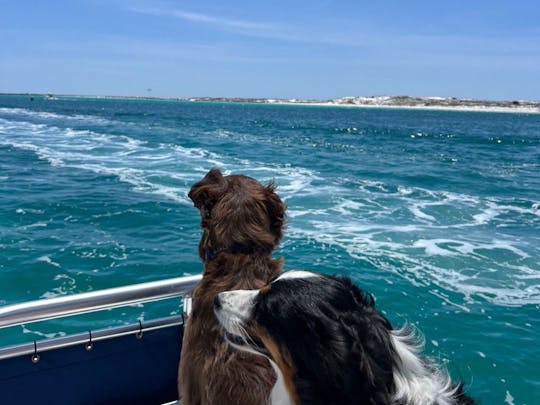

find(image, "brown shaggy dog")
[178,168,286,405]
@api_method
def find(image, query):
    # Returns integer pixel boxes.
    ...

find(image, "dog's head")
[188,168,286,262]
[213,271,396,404]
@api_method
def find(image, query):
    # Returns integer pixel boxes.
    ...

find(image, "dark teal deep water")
[1,95,539,403]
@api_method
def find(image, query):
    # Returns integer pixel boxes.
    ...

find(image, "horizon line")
[1,92,539,104]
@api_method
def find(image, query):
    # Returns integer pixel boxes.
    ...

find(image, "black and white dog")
[214,270,476,405]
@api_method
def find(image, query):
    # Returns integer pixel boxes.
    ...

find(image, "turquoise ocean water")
[0,95,539,403]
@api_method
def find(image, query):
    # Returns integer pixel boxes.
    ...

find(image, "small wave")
[0,119,214,203]
[37,256,61,268]
[333,127,364,134]
[39,273,77,299]
[15,208,45,215]
[413,239,463,256]
[408,205,437,222]
[21,221,49,230]
[504,391,515,405]
[411,238,530,259]
[343,178,538,229]
[3,115,538,309]
[287,215,539,307]
[472,207,499,225]
[22,325,66,339]
[0,107,64,120]
[279,175,540,308]
[332,198,365,215]
[225,164,323,201]
[0,118,324,205]
[0,107,115,126]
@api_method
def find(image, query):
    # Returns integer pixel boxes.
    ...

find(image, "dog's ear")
[264,181,286,243]
[203,168,224,184]
[188,168,227,210]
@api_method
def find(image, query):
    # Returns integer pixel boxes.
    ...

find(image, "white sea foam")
[0,117,324,207]
[409,205,437,222]
[398,186,415,196]
[504,391,515,405]
[0,118,213,204]
[37,256,61,268]
[239,165,323,199]
[3,115,538,307]
[21,221,49,230]
[39,274,77,299]
[473,204,500,225]
[0,107,64,120]
[413,239,460,256]
[332,198,365,215]
[22,325,67,339]
[287,208,328,218]
[0,107,116,126]
[287,203,539,307]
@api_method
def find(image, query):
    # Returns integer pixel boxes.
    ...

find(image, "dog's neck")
[203,244,256,263]
[200,251,282,289]
[192,252,282,325]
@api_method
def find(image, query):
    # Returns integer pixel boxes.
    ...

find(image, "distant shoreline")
[2,93,539,114]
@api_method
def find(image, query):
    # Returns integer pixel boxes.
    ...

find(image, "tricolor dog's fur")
[214,271,477,405]
[178,168,286,404]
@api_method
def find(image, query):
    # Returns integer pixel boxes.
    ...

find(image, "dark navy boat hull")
[0,324,183,404]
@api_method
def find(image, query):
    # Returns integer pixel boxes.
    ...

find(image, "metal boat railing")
[0,315,183,361]
[0,274,202,360]
[0,274,202,329]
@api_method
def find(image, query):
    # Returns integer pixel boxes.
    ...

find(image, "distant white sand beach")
[267,96,540,114]
[3,93,539,113]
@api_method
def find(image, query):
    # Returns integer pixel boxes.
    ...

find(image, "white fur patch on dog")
[275,270,320,282]
[390,327,458,405]
[215,289,259,336]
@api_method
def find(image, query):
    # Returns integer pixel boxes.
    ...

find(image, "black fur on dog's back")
[255,275,396,404]
[249,273,478,405]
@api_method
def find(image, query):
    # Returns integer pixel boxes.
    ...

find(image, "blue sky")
[1,0,539,100]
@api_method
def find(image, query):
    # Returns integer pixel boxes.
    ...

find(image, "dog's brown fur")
[178,168,286,405]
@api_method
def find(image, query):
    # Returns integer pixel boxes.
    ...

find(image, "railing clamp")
[136,320,144,340]
[85,330,93,351]
[31,340,40,363]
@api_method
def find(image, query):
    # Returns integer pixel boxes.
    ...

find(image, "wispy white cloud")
[128,5,370,46]
[130,7,274,32]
